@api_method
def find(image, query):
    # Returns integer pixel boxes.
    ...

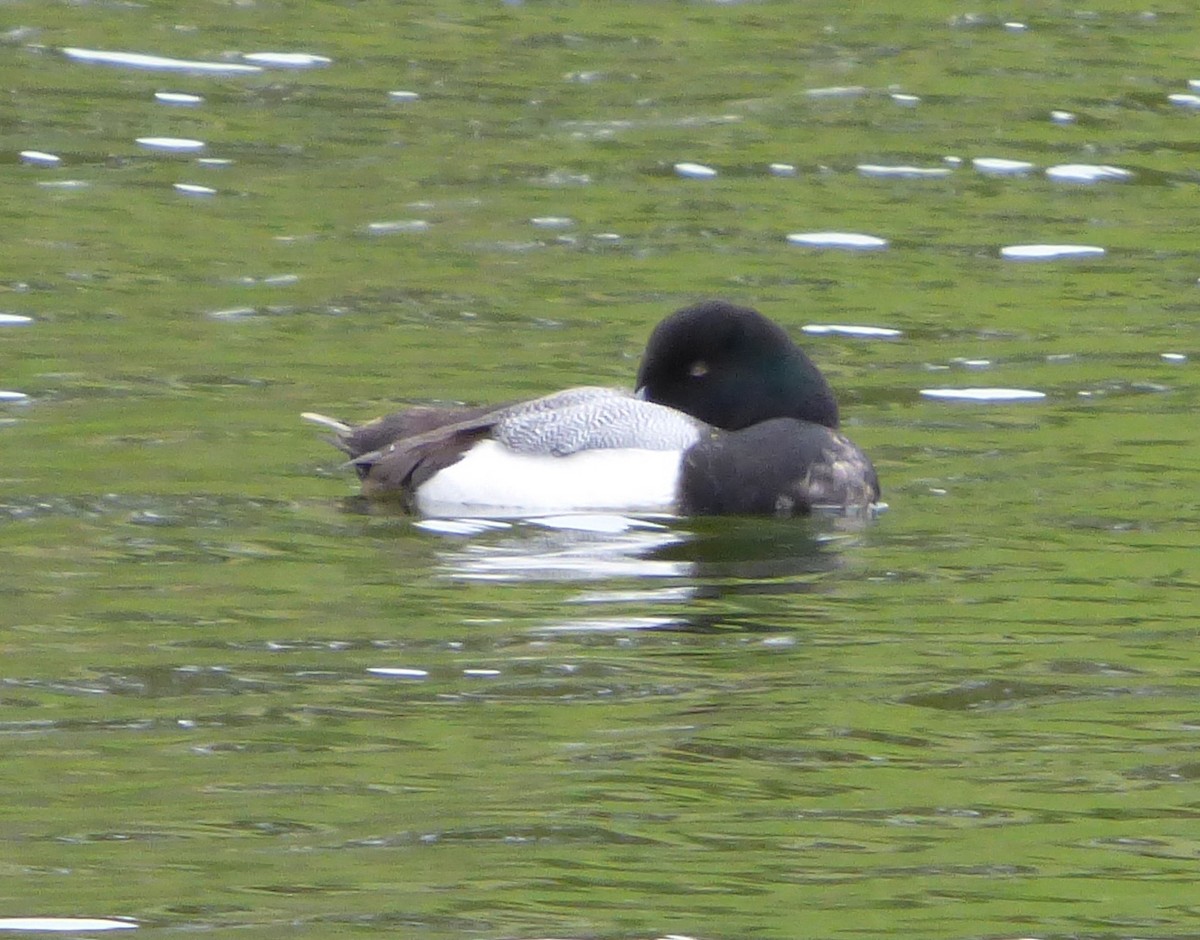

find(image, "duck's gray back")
[495,386,702,456]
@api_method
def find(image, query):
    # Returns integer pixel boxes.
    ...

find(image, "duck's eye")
[689,360,709,378]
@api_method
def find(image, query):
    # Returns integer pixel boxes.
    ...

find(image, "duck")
[303,300,879,517]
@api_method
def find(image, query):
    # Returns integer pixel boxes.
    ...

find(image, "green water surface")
[2,2,1198,938]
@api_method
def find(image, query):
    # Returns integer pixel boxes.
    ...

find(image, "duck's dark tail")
[301,412,355,455]
[303,403,505,461]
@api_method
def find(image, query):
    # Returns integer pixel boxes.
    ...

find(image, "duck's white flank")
[414,440,685,518]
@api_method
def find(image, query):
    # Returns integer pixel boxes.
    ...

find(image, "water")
[2,2,1198,938]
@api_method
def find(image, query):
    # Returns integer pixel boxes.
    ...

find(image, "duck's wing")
[494,387,702,456]
[348,388,702,506]
[302,388,641,460]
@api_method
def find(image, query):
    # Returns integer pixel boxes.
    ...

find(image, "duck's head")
[635,300,840,431]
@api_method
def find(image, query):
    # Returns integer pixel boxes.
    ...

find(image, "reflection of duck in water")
[426,514,863,614]
[305,300,879,517]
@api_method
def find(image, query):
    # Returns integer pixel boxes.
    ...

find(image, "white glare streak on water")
[19,151,61,166]
[207,307,257,320]
[0,918,136,932]
[154,92,203,106]
[530,514,669,534]
[1001,244,1105,260]
[787,232,888,250]
[1167,93,1200,109]
[136,137,205,152]
[365,219,431,235]
[530,217,575,229]
[802,324,903,338]
[857,164,952,179]
[414,519,513,536]
[61,47,262,74]
[973,157,1035,176]
[533,616,685,633]
[805,85,866,98]
[366,667,430,679]
[241,52,333,68]
[919,388,1047,402]
[1045,163,1132,183]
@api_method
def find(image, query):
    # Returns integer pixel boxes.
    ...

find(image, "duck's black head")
[635,300,840,431]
